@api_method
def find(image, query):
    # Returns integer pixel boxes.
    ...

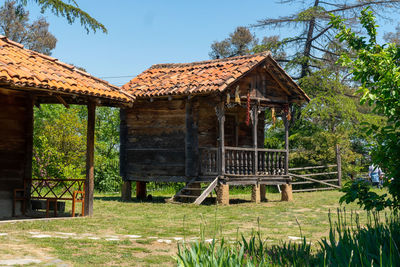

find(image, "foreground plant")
[176,210,400,266]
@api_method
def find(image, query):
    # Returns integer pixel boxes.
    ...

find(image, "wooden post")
[336,144,342,187]
[24,96,34,214]
[284,116,289,175]
[252,105,258,175]
[185,99,199,177]
[84,102,96,216]
[136,181,147,200]
[260,184,267,202]
[216,102,225,175]
[120,109,129,201]
[121,181,132,201]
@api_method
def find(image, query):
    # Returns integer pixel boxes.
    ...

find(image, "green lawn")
[0,189,372,266]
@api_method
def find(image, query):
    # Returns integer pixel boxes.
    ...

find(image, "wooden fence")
[289,145,342,193]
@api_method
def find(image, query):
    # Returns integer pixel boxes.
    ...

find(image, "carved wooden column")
[216,102,225,176]
[252,105,258,175]
[283,114,289,175]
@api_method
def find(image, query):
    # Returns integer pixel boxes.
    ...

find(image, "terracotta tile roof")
[122,52,309,102]
[0,35,133,103]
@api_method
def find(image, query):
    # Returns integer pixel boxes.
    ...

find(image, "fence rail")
[289,165,341,192]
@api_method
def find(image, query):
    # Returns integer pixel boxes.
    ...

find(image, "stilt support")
[251,184,260,203]
[216,183,229,205]
[260,184,267,202]
[121,181,132,201]
[136,181,147,200]
[281,184,293,201]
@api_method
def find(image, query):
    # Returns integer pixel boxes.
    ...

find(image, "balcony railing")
[200,146,288,176]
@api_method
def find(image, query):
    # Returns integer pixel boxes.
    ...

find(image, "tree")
[332,8,400,211]
[17,0,106,33]
[253,0,400,79]
[0,1,56,55]
[210,27,256,59]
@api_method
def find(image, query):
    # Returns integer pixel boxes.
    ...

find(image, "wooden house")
[0,35,133,218]
[120,53,309,204]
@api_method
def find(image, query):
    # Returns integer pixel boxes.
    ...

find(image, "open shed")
[120,52,309,204]
[0,35,133,218]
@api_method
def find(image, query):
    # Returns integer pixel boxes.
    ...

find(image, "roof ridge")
[150,52,271,69]
[0,34,123,92]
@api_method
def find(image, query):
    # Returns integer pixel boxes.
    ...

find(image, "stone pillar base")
[260,184,268,202]
[136,181,147,200]
[281,184,293,201]
[216,183,229,205]
[251,184,260,203]
[121,181,132,201]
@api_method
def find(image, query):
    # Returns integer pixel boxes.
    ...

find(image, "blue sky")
[24,1,398,87]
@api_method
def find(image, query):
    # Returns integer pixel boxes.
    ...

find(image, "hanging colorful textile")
[283,104,291,121]
[246,90,251,126]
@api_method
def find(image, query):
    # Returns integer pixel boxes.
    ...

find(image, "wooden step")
[176,194,198,198]
[183,188,203,191]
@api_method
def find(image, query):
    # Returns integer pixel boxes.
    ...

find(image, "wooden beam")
[55,95,70,109]
[24,95,34,214]
[84,102,96,216]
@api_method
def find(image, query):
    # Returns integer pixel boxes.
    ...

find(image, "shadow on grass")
[94,195,168,203]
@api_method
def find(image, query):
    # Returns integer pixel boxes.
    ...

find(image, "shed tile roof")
[0,35,133,102]
[122,52,309,102]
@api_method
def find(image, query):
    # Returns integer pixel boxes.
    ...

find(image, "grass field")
[0,188,372,266]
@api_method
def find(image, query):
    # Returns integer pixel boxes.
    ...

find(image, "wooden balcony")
[199,147,290,185]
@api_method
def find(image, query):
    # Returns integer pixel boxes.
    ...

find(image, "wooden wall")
[0,88,32,218]
[121,99,187,182]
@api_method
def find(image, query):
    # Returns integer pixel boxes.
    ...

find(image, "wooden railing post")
[216,102,225,175]
[336,144,342,187]
[252,105,258,175]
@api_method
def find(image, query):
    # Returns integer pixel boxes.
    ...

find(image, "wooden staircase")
[171,176,219,204]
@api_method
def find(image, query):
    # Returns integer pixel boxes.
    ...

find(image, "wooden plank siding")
[0,89,31,218]
[122,99,187,181]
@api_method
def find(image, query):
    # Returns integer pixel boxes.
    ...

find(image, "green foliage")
[340,180,392,211]
[17,0,107,33]
[318,210,400,266]
[33,105,122,192]
[176,210,400,266]
[33,105,86,180]
[331,8,400,211]
[94,107,122,192]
